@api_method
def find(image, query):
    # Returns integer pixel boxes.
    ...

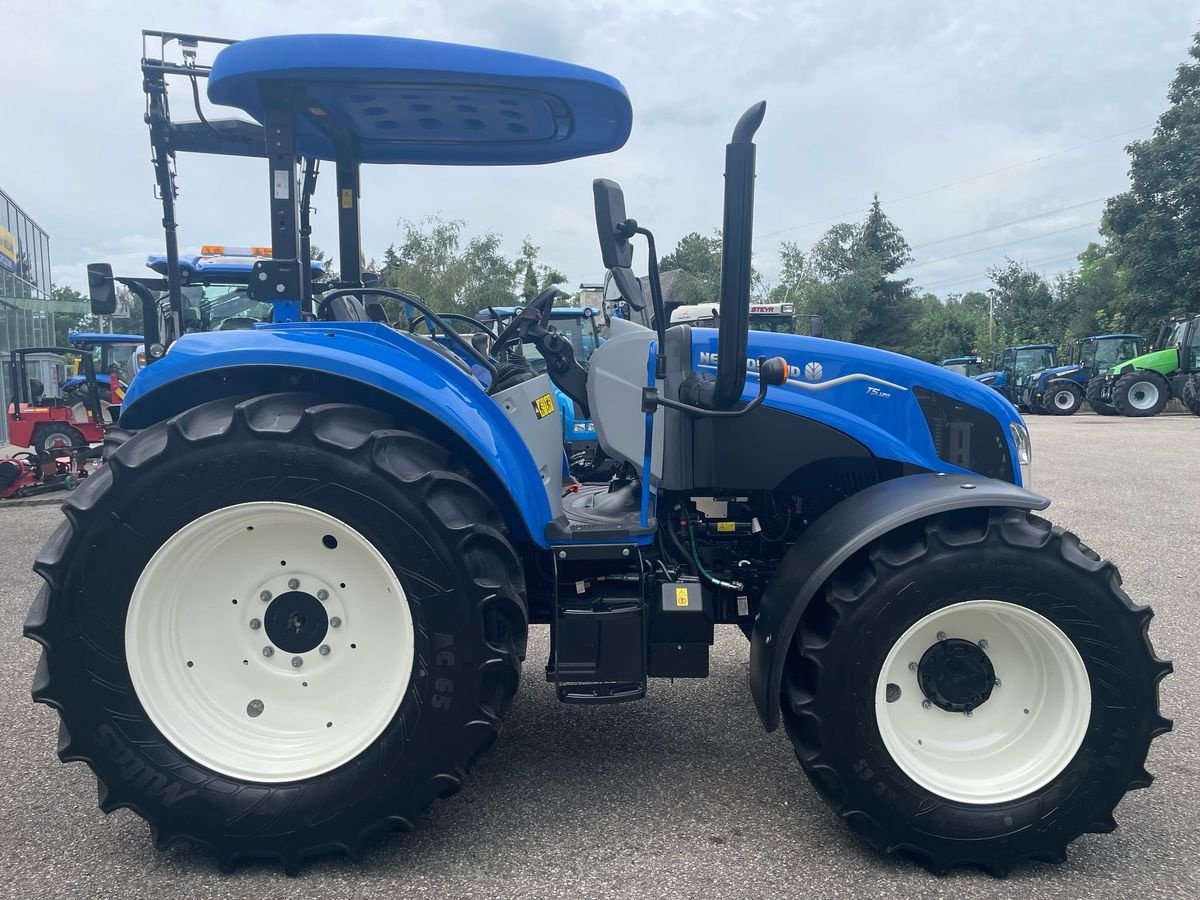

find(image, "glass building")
[1,187,87,444]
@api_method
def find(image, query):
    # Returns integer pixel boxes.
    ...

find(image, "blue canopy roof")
[206,34,632,165]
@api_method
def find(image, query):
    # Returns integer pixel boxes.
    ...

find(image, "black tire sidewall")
[35,424,84,456]
[1115,372,1168,416]
[800,526,1156,856]
[54,426,508,845]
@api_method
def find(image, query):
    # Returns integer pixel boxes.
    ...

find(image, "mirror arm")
[633,225,669,379]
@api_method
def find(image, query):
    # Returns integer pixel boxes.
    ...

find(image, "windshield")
[1093,338,1140,370]
[1014,348,1056,379]
[1165,320,1187,348]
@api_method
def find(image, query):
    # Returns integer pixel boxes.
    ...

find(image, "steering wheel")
[490,287,562,357]
[407,312,498,340]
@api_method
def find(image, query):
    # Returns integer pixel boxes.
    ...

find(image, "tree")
[850,196,921,354]
[660,231,723,303]
[1101,30,1200,333]
[377,216,565,322]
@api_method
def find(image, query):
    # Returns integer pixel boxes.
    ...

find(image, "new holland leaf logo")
[804,361,823,381]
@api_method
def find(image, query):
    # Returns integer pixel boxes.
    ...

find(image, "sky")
[4,0,1198,299]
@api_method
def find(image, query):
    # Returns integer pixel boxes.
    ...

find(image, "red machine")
[6,347,108,457]
[0,450,89,500]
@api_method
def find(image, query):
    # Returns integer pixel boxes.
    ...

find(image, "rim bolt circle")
[249,618,261,630]
[922,699,932,710]
[288,578,300,590]
[317,589,329,602]
[936,631,947,642]
[262,646,274,657]
[260,590,272,602]
[330,616,342,628]
[978,639,989,650]
[291,656,304,668]
[319,644,331,656]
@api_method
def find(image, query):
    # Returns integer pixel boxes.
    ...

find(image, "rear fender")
[119,323,558,546]
[750,472,1048,730]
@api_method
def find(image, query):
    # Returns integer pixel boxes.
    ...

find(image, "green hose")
[687,521,744,592]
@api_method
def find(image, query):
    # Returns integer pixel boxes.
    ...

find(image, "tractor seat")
[27,379,45,404]
[323,296,369,322]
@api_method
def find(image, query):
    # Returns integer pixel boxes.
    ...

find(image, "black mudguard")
[750,472,1048,731]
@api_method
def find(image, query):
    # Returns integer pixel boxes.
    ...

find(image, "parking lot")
[0,413,1195,900]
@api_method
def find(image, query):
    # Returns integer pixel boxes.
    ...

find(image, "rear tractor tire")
[780,508,1171,874]
[1113,370,1169,417]
[1046,383,1083,416]
[25,394,527,871]
[1085,378,1119,415]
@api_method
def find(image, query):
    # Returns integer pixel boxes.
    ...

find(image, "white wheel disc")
[1053,389,1076,410]
[875,600,1091,805]
[1127,380,1160,410]
[126,502,414,783]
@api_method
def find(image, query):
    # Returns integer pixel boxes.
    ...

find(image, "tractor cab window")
[999,349,1014,371]
[1094,338,1139,371]
[1165,320,1188,350]
[1013,348,1055,380]
[1185,321,1200,370]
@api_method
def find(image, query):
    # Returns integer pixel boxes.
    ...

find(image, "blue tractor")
[1021,334,1143,416]
[973,343,1057,410]
[30,31,1169,875]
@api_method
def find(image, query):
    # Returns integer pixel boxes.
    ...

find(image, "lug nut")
[978,639,989,650]
[262,646,274,658]
[994,677,1002,687]
[330,616,342,628]
[246,699,264,718]
[317,589,329,601]
[964,710,973,718]
[288,578,300,590]
[291,656,304,668]
[249,618,262,630]
[260,590,272,602]
[936,631,947,641]
[922,700,932,710]
[319,644,331,656]
[908,661,918,671]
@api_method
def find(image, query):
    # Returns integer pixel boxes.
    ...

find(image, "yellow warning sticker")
[716,521,736,533]
[532,393,556,419]
[341,188,354,208]
[675,587,690,607]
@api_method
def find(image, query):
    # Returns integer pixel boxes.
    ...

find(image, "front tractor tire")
[780,509,1171,874]
[1046,382,1083,416]
[1182,375,1200,417]
[1113,370,1169,417]
[1085,378,1119,415]
[25,394,527,871]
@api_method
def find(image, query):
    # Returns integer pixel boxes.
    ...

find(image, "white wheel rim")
[1128,380,1159,410]
[875,600,1091,805]
[126,502,414,783]
[1053,389,1076,410]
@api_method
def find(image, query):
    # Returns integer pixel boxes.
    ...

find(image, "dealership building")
[1,187,88,443]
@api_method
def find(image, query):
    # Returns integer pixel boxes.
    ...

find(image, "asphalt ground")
[0,414,1196,899]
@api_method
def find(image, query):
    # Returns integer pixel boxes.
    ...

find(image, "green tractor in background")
[1092,315,1200,417]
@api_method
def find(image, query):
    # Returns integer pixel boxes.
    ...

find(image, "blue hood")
[691,329,1025,484]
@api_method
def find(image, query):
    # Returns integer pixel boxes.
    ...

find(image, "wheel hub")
[918,638,996,713]
[264,591,329,653]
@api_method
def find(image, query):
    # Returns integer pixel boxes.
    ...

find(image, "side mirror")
[809,315,823,339]
[87,263,117,315]
[593,179,646,311]
[593,179,634,269]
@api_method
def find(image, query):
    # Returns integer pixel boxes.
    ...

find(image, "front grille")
[914,387,1013,482]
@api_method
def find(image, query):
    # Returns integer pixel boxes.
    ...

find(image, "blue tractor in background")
[477,305,608,478]
[973,343,1057,411]
[31,30,1169,876]
[940,356,985,378]
[1021,334,1143,416]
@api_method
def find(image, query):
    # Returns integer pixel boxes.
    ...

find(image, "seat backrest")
[325,296,369,322]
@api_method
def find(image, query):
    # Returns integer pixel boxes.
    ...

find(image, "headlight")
[573,422,593,433]
[1010,422,1032,487]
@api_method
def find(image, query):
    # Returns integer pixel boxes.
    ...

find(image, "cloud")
[5,0,1198,298]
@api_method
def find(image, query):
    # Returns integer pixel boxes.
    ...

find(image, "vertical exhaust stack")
[712,101,766,410]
